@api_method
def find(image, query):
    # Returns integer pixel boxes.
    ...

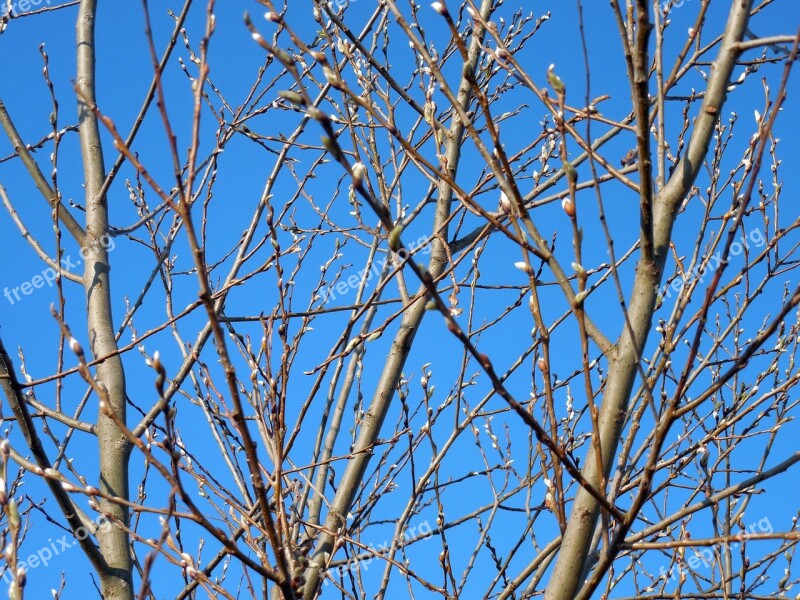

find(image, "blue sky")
[1,1,799,598]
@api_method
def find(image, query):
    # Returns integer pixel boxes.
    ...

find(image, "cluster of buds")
[180,552,199,580]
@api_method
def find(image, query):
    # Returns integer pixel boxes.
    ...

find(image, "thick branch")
[301,2,494,595]
[543,2,754,599]
[76,1,133,598]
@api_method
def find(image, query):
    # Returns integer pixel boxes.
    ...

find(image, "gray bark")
[301,4,494,596]
[543,3,754,598]
[76,1,133,598]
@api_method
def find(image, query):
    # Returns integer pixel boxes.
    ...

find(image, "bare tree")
[0,0,798,598]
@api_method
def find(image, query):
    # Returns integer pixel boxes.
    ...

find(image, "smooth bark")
[543,3,754,598]
[76,1,133,598]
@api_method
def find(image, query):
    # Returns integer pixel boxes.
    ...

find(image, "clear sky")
[1,1,799,598]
